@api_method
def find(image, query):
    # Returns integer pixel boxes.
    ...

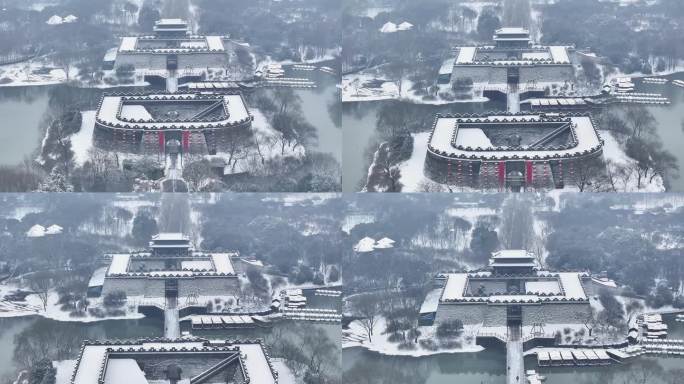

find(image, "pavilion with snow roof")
[425,250,593,328]
[104,18,236,72]
[93,233,239,298]
[423,112,604,190]
[440,28,576,94]
[93,91,252,155]
[69,338,278,384]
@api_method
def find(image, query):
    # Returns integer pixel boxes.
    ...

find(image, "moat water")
[0,314,340,383]
[0,316,163,382]
[342,72,684,192]
[343,315,684,384]
[0,69,341,167]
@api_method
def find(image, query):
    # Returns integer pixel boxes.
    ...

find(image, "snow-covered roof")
[439,58,455,75]
[354,237,376,252]
[420,288,442,314]
[439,271,589,304]
[88,267,107,288]
[428,114,603,161]
[456,47,477,64]
[155,18,186,26]
[375,237,395,249]
[119,37,137,52]
[495,27,529,35]
[71,340,277,384]
[63,15,78,23]
[103,359,147,384]
[525,280,561,295]
[26,224,46,237]
[211,253,235,274]
[492,250,534,259]
[379,22,397,33]
[96,93,252,131]
[181,260,213,270]
[45,224,63,235]
[105,251,238,278]
[206,35,225,51]
[107,254,130,275]
[397,21,413,30]
[151,232,188,241]
[549,46,571,64]
[441,273,468,300]
[46,15,62,25]
[103,48,118,63]
[452,45,572,66]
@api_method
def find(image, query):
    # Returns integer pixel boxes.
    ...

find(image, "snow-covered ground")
[343,316,484,357]
[0,58,79,87]
[53,360,77,384]
[396,132,434,192]
[600,130,666,193]
[342,73,488,104]
[70,111,96,166]
[0,283,144,322]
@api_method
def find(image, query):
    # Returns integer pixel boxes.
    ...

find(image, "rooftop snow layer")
[108,254,130,274]
[211,253,235,274]
[97,94,251,130]
[429,115,601,160]
[206,35,225,51]
[456,47,477,64]
[119,37,137,51]
[549,46,571,64]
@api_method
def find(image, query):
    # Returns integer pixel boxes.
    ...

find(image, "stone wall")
[435,303,507,327]
[178,277,240,297]
[522,302,592,324]
[436,301,591,327]
[519,65,574,85]
[115,52,229,71]
[451,66,507,85]
[102,276,239,298]
[450,64,574,87]
[101,277,164,297]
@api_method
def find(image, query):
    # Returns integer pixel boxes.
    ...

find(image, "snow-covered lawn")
[53,360,77,384]
[600,130,665,192]
[0,284,143,322]
[342,74,488,104]
[70,111,96,166]
[343,316,484,357]
[0,59,79,87]
[396,132,429,192]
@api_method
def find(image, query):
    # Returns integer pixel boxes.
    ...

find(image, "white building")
[426,250,593,328]
[105,19,236,72]
[94,233,240,298]
[441,28,575,93]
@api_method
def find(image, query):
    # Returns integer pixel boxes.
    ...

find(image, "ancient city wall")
[435,303,507,327]
[522,302,592,324]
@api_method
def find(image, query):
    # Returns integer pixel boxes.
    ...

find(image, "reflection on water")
[344,346,684,384]
[0,316,163,382]
[0,86,50,166]
[342,98,506,192]
[343,346,506,384]
[637,73,684,191]
[295,72,342,161]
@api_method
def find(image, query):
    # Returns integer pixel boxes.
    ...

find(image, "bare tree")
[28,272,52,311]
[353,294,381,342]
